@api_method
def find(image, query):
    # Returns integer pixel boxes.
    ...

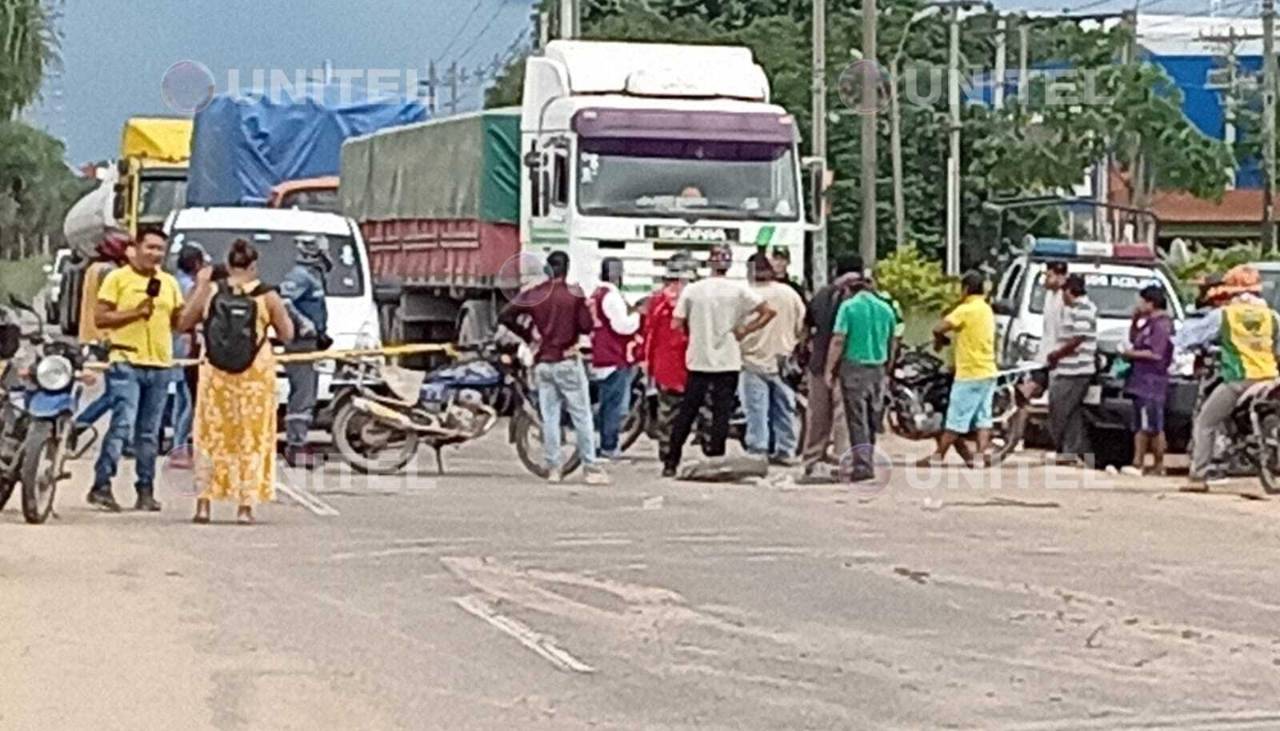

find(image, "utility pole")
[447,61,459,115]
[812,0,829,287]
[859,0,878,268]
[945,5,961,276]
[427,61,438,115]
[1264,0,1277,252]
[560,0,579,39]
[993,16,1006,110]
[1017,20,1029,104]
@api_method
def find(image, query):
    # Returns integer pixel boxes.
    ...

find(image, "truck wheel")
[0,478,14,511]
[1086,424,1133,469]
[513,410,581,478]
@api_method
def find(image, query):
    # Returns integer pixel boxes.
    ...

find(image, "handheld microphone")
[145,278,161,298]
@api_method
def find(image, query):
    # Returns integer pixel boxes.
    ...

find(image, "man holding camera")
[279,235,332,469]
[88,229,184,512]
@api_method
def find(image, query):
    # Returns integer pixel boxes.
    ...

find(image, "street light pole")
[859,0,878,268]
[1264,0,1277,252]
[560,0,579,39]
[945,5,961,276]
[812,0,829,287]
[890,6,942,252]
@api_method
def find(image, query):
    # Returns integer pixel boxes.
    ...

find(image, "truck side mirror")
[112,183,127,221]
[801,156,828,229]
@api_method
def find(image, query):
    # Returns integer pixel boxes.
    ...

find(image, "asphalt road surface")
[4,432,1280,730]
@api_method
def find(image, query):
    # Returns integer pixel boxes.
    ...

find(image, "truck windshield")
[167,229,365,297]
[1028,270,1175,320]
[278,189,341,214]
[577,138,799,221]
[138,176,188,223]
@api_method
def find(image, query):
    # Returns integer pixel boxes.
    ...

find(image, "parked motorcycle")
[0,297,106,523]
[886,345,1025,464]
[637,358,809,458]
[1188,347,1280,493]
[330,340,514,475]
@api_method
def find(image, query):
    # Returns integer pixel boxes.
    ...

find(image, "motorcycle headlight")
[1012,334,1041,363]
[35,354,73,391]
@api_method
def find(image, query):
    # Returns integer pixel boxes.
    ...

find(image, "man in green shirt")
[824,274,900,482]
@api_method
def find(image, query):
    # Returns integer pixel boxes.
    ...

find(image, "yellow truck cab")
[115,117,192,237]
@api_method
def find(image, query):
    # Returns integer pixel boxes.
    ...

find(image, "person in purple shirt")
[1120,285,1174,476]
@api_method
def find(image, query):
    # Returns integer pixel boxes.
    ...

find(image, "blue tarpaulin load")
[187,87,427,206]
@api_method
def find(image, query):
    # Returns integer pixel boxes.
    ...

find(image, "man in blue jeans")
[589,257,640,460]
[89,230,184,512]
[499,251,609,485]
[739,252,806,465]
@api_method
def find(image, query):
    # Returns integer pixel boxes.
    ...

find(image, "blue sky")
[32,0,1238,163]
[32,0,536,163]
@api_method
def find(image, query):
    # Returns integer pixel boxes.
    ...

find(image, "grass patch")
[0,256,50,305]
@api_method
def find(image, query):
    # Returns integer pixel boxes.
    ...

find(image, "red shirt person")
[644,254,693,463]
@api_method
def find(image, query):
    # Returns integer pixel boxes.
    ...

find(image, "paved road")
[4,432,1280,730]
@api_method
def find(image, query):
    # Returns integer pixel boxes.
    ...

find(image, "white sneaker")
[1043,452,1059,465]
[584,469,611,486]
[1119,466,1143,477]
[546,468,562,484]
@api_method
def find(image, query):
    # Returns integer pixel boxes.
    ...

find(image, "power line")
[432,1,487,65]
[453,0,510,66]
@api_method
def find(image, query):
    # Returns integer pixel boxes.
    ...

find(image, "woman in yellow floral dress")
[177,240,294,524]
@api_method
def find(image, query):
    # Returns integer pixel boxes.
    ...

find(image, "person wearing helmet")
[1174,265,1280,491]
[278,235,331,469]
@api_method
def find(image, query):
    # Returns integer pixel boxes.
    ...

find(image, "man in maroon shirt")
[499,251,608,484]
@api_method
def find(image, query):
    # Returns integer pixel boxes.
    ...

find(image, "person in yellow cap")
[1174,265,1280,491]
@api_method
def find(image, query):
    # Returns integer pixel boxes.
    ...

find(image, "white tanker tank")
[62,166,122,260]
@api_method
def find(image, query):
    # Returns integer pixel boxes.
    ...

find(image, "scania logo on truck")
[643,226,740,243]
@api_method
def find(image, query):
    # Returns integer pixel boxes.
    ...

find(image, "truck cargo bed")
[363,218,518,289]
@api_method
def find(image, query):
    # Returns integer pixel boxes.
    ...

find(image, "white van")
[164,207,381,408]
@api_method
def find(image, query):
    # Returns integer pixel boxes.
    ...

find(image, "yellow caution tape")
[86,342,457,371]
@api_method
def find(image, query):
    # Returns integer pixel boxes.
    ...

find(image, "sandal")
[192,499,210,524]
[236,506,255,525]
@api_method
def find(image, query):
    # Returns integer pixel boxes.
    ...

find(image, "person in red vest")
[644,253,694,463]
[590,257,642,460]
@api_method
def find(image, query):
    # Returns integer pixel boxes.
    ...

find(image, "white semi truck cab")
[520,41,816,297]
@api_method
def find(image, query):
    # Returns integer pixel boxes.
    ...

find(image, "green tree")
[0,0,58,120]
[486,2,1235,266]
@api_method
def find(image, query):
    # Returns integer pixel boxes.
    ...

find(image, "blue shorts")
[1131,396,1165,435]
[945,378,996,434]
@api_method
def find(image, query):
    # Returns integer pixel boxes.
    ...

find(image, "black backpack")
[205,283,271,374]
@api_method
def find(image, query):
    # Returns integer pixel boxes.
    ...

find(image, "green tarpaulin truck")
[341,109,521,345]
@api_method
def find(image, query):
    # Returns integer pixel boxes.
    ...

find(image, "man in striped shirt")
[1045,274,1097,465]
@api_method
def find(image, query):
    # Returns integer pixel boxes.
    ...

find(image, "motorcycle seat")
[381,365,427,405]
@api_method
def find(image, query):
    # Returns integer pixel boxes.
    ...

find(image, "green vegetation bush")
[0,256,50,304]
[873,245,959,313]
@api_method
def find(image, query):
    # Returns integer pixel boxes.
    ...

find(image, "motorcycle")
[886,344,1025,464]
[636,358,809,458]
[1188,347,1280,493]
[330,339,515,475]
[0,297,105,523]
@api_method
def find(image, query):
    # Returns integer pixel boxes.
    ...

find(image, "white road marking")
[275,480,340,517]
[452,594,596,674]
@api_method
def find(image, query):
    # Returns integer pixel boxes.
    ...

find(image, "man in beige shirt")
[740,252,807,465]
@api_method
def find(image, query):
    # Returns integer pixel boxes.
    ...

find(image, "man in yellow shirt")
[918,272,997,467]
[88,229,184,512]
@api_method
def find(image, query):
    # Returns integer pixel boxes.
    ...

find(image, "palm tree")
[0,0,59,120]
